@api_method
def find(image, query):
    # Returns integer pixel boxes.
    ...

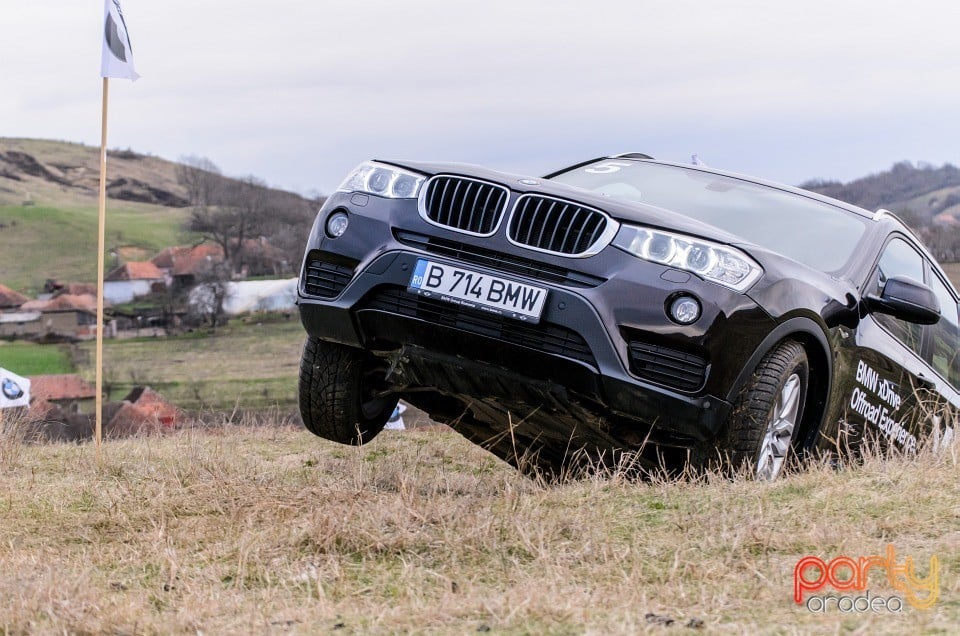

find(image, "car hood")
[381,159,748,246]
[381,159,862,325]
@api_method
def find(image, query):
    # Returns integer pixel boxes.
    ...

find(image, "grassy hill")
[0,138,194,294]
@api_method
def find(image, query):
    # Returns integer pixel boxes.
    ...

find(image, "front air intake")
[627,340,708,392]
[302,251,357,298]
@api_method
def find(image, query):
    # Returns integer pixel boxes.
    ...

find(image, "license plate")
[408,259,548,323]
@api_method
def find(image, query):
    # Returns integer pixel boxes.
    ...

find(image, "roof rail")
[873,208,897,222]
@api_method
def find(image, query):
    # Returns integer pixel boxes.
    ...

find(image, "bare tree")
[176,155,223,208]
[176,155,324,277]
[187,261,233,332]
[267,194,323,275]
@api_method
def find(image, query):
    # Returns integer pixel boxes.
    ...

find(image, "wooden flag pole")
[95,76,110,461]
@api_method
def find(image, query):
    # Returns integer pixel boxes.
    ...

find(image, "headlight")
[614,225,762,292]
[337,161,426,199]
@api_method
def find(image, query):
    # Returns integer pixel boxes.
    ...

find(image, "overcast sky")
[4,1,960,196]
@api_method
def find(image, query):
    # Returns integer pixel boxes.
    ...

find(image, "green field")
[0,204,191,294]
[79,317,305,412]
[0,342,74,375]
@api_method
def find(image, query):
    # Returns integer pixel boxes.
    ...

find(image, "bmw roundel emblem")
[2,378,23,400]
[518,178,539,185]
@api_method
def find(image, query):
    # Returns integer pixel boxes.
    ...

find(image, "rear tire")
[298,337,398,445]
[719,340,809,480]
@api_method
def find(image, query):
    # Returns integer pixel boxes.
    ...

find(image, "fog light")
[669,295,701,325]
[326,211,349,238]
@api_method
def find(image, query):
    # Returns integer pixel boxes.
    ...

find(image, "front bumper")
[298,191,776,449]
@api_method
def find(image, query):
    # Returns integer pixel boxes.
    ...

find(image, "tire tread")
[721,340,808,474]
[298,337,394,445]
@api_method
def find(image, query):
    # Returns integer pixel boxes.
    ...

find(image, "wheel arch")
[725,316,833,450]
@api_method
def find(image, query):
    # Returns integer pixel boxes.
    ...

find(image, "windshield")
[550,160,868,273]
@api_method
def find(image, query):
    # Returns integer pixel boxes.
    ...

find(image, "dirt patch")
[1,151,70,186]
[106,177,189,207]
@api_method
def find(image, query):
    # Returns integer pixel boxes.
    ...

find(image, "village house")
[19,293,100,339]
[151,244,224,289]
[0,310,42,338]
[0,283,38,338]
[29,373,97,414]
[103,260,166,304]
[39,280,97,300]
[0,283,28,310]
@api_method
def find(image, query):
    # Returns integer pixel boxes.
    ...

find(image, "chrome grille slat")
[453,180,469,228]
[420,176,509,236]
[570,211,590,254]
[507,195,615,257]
[477,188,494,233]
[558,207,582,253]
[460,182,475,232]
[534,200,557,247]
[544,203,568,250]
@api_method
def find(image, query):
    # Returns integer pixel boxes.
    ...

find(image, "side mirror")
[866,275,941,325]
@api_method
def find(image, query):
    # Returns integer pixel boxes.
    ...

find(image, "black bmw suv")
[297,154,960,479]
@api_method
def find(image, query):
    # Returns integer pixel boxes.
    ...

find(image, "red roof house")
[104,261,166,303]
[29,374,97,414]
[0,283,28,309]
[105,261,165,282]
[152,244,225,287]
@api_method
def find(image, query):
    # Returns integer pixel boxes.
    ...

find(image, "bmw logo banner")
[0,368,30,409]
[100,0,139,80]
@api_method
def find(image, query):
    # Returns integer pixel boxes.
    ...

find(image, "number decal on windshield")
[585,161,632,174]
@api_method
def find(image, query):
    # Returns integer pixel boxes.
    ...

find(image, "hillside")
[0,138,316,294]
[801,161,960,268]
[802,161,960,225]
[0,138,195,293]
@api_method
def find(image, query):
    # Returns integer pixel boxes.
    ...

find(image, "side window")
[871,238,925,355]
[926,272,960,390]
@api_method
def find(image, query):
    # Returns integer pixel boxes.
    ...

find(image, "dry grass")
[0,419,956,635]
[82,318,304,411]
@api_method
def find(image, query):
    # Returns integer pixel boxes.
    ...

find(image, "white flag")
[100,0,139,80]
[0,368,30,409]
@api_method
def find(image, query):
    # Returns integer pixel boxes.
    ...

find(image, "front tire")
[720,340,809,480]
[298,337,398,445]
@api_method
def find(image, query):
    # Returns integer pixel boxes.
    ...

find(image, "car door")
[918,267,960,449]
[834,236,933,454]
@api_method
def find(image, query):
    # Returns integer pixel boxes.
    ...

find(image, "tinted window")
[927,272,960,390]
[872,238,924,355]
[549,160,868,272]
